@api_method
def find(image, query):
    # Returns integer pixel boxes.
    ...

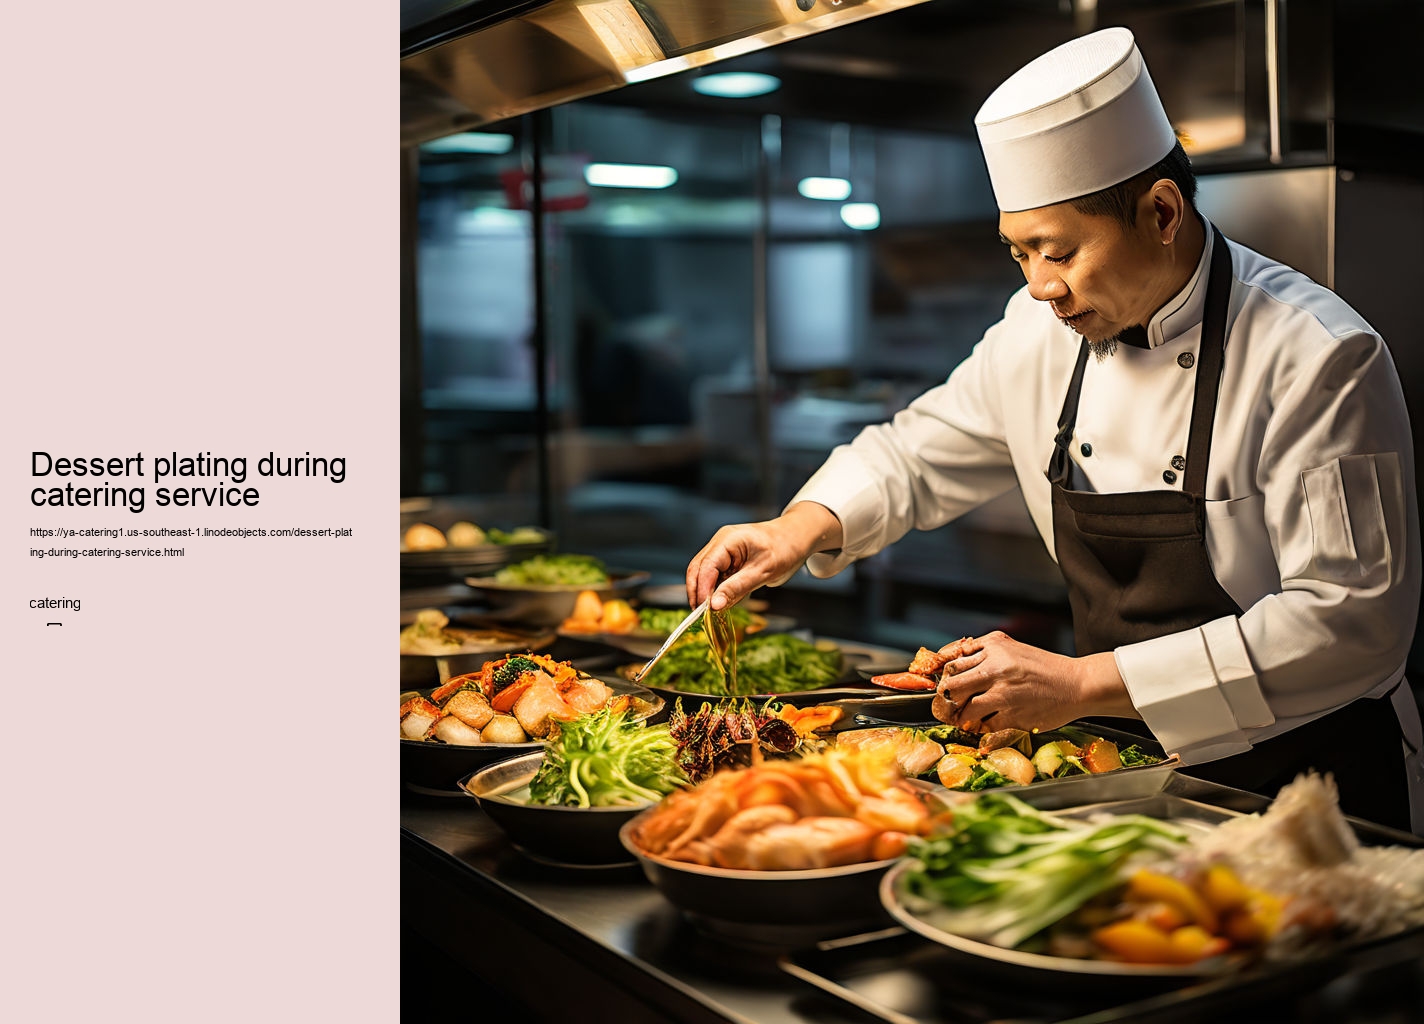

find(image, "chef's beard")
[1089,323,1149,360]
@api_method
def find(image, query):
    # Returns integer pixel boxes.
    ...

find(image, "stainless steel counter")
[401,779,1424,1024]
[401,795,869,1024]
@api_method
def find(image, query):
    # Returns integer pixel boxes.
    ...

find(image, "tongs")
[632,598,709,683]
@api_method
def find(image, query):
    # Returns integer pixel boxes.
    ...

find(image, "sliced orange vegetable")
[1082,738,1122,773]
[491,674,535,712]
[1200,864,1250,914]
[1168,925,1231,962]
[1141,901,1190,933]
[1092,920,1181,964]
[1223,891,1284,945]
[430,672,482,704]
[479,657,506,696]
[1126,870,1218,932]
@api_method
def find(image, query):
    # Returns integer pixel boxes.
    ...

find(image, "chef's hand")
[931,631,1139,733]
[686,502,844,611]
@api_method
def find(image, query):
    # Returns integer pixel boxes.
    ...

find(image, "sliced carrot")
[430,672,482,704]
[478,658,506,697]
[491,674,535,713]
[1091,920,1180,964]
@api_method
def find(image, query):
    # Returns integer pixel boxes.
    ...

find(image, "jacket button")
[1178,352,1195,368]
[1163,469,1178,484]
[1171,455,1186,471]
[1080,442,1093,457]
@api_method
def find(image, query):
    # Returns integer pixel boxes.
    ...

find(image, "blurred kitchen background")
[400,0,1424,661]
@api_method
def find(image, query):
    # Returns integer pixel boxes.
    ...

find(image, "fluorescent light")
[421,132,514,155]
[840,202,880,230]
[460,207,528,232]
[692,72,781,98]
[584,163,678,189]
[798,177,852,201]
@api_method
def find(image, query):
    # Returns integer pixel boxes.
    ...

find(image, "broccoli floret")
[491,656,541,695]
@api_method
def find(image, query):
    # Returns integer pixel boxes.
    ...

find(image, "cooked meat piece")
[431,716,483,745]
[444,689,494,729]
[907,646,951,675]
[739,817,879,870]
[513,676,580,738]
[559,676,613,715]
[399,696,442,740]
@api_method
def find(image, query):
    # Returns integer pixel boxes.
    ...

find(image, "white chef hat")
[975,27,1177,213]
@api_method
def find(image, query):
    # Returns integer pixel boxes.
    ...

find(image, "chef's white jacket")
[793,224,1424,828]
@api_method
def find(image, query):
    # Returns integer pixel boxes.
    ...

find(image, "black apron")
[1048,226,1410,831]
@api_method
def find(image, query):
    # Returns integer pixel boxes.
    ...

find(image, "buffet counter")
[401,777,1424,1024]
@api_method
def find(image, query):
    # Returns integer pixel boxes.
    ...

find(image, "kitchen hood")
[401,0,933,146]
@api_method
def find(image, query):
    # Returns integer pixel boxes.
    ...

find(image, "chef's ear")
[1146,179,1188,245]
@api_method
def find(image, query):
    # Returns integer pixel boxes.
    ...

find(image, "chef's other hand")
[932,631,1138,733]
[686,502,843,611]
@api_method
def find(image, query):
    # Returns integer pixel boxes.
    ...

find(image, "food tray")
[780,924,1424,1024]
[400,675,663,795]
[777,772,1424,1021]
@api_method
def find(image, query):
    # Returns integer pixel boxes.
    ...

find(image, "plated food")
[619,747,952,943]
[885,773,1424,976]
[836,723,1164,792]
[667,698,844,784]
[400,652,649,746]
[398,608,552,657]
[626,747,941,870]
[401,521,545,551]
[495,554,610,586]
[400,653,663,793]
[462,706,688,866]
[465,561,650,626]
[560,593,766,638]
[628,630,848,696]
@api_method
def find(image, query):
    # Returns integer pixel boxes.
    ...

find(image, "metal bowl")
[401,676,663,795]
[618,781,947,947]
[461,751,654,867]
[464,569,650,626]
[618,826,901,947]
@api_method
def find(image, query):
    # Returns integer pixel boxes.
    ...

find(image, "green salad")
[639,631,843,695]
[495,554,609,586]
[527,707,685,807]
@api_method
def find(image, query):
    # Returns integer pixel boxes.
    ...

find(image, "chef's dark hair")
[1070,140,1197,229]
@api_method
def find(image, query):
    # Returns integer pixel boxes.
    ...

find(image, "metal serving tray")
[779,772,1424,1022]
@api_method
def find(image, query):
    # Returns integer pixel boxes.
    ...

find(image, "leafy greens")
[639,632,842,695]
[527,707,685,807]
[900,793,1189,948]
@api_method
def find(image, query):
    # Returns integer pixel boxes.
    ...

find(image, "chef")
[685,28,1424,834]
